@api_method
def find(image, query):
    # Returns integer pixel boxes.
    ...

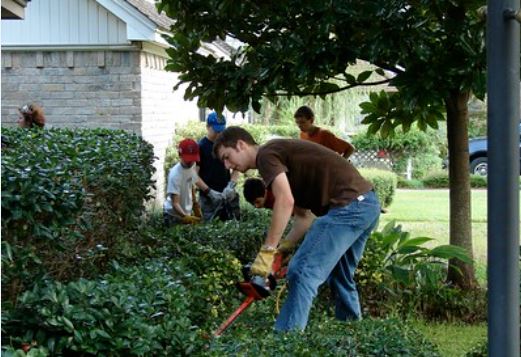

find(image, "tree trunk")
[445,90,477,289]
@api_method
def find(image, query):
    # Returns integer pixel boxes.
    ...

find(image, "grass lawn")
[413,319,487,357]
[380,189,521,356]
[380,189,521,265]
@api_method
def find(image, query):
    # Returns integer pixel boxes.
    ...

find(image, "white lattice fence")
[350,150,394,171]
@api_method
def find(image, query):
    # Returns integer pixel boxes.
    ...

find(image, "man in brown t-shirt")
[214,127,380,331]
[294,105,355,158]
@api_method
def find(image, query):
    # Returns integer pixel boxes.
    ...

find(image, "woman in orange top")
[294,105,354,158]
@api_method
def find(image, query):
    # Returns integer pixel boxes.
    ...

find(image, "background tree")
[157,0,491,288]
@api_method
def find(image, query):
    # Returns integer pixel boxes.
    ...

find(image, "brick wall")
[1,50,142,130]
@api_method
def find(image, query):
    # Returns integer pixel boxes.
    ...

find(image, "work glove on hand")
[277,239,297,255]
[222,181,237,201]
[250,246,277,277]
[181,215,201,225]
[207,189,224,205]
[277,239,297,266]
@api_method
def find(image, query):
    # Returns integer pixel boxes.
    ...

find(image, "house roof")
[125,0,173,31]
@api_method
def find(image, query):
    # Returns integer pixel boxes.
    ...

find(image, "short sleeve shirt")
[300,127,352,156]
[256,139,372,216]
[198,136,230,192]
[163,162,199,216]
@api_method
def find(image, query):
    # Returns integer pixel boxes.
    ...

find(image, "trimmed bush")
[398,177,425,189]
[207,312,441,356]
[359,168,397,208]
[422,171,488,188]
[1,236,243,356]
[1,128,155,303]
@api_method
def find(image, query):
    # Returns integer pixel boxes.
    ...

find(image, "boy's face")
[253,190,274,209]
[180,157,196,168]
[254,196,266,208]
[295,116,314,133]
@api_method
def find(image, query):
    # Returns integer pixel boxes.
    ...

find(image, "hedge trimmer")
[212,253,288,337]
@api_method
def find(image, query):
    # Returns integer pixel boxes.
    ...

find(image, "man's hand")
[181,215,201,225]
[222,181,237,201]
[250,246,277,277]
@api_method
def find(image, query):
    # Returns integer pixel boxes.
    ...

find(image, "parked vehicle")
[468,123,521,176]
[443,123,521,176]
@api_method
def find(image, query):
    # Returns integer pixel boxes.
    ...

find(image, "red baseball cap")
[178,138,200,162]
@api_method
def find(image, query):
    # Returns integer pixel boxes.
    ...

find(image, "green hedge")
[359,168,397,208]
[1,231,243,356]
[422,171,488,188]
[1,128,155,303]
[208,312,441,356]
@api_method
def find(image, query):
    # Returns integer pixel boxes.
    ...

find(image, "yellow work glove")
[250,246,277,277]
[277,239,297,255]
[181,215,201,225]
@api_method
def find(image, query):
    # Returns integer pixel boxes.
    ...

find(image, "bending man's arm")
[264,172,294,248]
[283,206,315,245]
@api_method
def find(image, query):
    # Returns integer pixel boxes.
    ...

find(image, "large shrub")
[1,128,155,303]
[359,168,397,208]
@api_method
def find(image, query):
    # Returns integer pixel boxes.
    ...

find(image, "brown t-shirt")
[300,127,354,156]
[256,139,373,216]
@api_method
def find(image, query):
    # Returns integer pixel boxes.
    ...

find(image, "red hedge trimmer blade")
[212,254,287,337]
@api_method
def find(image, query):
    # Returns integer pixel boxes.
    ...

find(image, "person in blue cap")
[197,111,240,221]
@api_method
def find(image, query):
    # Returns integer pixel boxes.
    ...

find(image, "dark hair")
[243,178,266,205]
[294,105,314,120]
[19,103,46,128]
[213,126,257,158]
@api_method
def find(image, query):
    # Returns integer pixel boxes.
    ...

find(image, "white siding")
[1,0,128,46]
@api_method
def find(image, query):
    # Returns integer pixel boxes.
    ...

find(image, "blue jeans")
[274,190,380,331]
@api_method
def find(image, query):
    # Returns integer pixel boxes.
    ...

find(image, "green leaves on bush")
[208,314,441,356]
[357,221,485,321]
[359,168,397,208]
[1,128,156,302]
[422,171,488,188]
[353,127,443,179]
[2,260,197,356]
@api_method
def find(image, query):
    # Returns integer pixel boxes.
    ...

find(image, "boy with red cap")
[163,138,223,226]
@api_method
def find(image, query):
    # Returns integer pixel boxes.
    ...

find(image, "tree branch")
[275,78,392,96]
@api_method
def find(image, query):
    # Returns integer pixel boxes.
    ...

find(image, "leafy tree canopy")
[158,0,486,137]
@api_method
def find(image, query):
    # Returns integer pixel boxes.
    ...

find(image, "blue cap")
[207,112,226,133]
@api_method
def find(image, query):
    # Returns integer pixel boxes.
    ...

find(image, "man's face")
[217,142,250,173]
[295,116,314,133]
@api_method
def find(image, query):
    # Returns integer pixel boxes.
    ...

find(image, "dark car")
[468,123,521,176]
